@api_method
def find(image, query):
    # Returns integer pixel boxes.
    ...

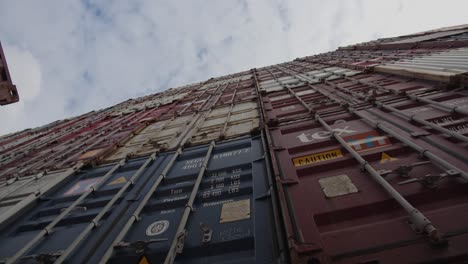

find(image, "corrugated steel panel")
[0,136,283,264]
[375,47,468,83]
[0,41,19,105]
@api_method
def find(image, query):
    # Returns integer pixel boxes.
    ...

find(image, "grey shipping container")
[0,168,78,224]
[104,101,261,162]
[0,135,284,264]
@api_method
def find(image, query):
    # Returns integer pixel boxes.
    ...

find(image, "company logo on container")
[297,126,356,143]
[344,131,391,152]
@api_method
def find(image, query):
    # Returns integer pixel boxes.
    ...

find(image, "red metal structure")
[0,41,18,105]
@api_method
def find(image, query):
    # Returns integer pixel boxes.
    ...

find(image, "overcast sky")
[1,0,467,135]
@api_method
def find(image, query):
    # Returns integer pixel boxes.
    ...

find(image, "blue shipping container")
[0,135,283,264]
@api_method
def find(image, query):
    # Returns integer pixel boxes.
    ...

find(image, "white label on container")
[146,220,170,236]
[181,157,205,170]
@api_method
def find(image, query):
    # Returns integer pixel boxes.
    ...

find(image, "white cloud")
[3,45,42,101]
[0,0,467,135]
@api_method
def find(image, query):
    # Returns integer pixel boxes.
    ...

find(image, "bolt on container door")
[0,155,171,263]
[266,105,468,263]
[102,136,281,264]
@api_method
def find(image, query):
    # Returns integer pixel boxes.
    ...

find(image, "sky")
[0,0,467,135]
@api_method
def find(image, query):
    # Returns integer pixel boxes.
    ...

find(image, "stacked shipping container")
[0,25,468,263]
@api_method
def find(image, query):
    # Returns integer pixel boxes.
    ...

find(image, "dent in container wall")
[0,136,282,264]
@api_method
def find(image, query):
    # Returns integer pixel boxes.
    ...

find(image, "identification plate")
[220,199,250,223]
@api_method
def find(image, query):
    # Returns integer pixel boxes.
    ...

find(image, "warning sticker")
[63,177,102,196]
[345,131,391,152]
[293,149,343,167]
[138,255,150,264]
[108,176,127,186]
[220,199,250,223]
[380,152,398,163]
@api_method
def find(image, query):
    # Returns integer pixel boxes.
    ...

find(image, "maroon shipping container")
[0,41,18,105]
[268,116,468,263]
[254,63,468,263]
